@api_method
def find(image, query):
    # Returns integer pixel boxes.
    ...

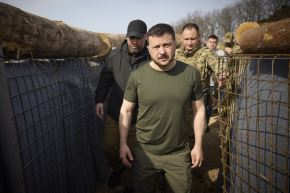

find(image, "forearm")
[119,106,133,146]
[118,99,135,167]
[193,103,206,148]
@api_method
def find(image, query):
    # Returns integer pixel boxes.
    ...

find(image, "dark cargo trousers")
[133,145,192,193]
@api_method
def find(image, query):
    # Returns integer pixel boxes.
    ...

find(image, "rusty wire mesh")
[217,54,289,193]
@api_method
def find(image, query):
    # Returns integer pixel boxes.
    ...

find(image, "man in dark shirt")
[94,19,149,192]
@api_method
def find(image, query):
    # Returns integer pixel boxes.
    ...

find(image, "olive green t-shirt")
[124,60,203,155]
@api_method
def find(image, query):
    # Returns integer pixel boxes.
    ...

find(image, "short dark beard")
[128,45,143,54]
[152,57,175,71]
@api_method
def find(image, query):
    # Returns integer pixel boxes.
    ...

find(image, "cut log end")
[235,22,259,44]
[237,18,290,54]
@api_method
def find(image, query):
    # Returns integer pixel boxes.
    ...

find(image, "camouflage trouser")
[204,88,214,123]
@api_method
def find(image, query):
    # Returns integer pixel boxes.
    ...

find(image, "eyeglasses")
[148,42,175,51]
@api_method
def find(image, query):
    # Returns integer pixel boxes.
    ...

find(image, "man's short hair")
[181,23,199,33]
[207,34,218,41]
[147,23,175,42]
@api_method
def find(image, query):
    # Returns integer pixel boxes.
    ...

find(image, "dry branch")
[0,2,111,59]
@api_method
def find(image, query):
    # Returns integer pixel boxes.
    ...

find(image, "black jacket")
[95,40,149,122]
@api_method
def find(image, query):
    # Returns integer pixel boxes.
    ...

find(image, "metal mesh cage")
[0,57,106,193]
[217,54,289,193]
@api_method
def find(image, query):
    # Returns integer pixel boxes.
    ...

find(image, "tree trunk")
[0,2,111,59]
[237,18,290,54]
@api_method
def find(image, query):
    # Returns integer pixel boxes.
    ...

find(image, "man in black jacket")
[95,19,149,192]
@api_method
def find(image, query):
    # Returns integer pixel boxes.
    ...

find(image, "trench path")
[96,116,222,193]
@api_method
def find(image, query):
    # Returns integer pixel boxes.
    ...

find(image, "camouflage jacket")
[175,44,219,89]
[217,42,243,55]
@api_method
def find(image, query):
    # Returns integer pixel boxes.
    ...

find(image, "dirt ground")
[191,115,222,193]
[96,116,222,193]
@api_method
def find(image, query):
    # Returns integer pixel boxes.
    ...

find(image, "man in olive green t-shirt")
[119,23,206,193]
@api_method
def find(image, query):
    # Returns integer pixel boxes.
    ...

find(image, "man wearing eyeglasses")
[119,23,206,193]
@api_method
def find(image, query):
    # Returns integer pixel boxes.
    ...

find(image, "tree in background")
[111,0,289,47]
[173,0,289,42]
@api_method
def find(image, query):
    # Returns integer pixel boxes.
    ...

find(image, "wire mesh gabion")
[217,54,289,193]
[1,58,106,193]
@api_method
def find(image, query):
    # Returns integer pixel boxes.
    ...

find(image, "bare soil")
[191,116,222,193]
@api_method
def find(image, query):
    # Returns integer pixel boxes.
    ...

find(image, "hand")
[217,71,229,88]
[96,103,104,119]
[224,47,233,55]
[119,144,134,168]
[191,146,204,168]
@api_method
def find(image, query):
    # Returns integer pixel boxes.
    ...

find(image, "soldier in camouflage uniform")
[175,23,220,133]
[217,32,242,55]
[217,32,244,126]
[217,32,243,97]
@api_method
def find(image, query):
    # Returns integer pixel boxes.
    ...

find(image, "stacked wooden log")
[235,18,290,54]
[0,2,112,59]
